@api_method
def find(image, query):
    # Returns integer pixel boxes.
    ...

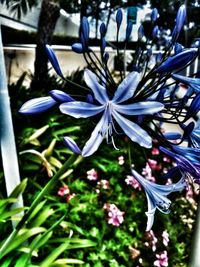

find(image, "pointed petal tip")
[63,137,81,155]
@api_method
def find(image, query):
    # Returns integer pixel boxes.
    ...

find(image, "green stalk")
[0,154,81,259]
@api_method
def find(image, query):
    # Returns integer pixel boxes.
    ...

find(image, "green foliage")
[1,71,198,266]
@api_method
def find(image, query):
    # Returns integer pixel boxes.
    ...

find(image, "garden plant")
[0,3,200,267]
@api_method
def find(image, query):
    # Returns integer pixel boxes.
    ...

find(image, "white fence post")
[0,24,24,226]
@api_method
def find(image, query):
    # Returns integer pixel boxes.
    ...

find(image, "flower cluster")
[19,4,200,230]
[103,203,125,227]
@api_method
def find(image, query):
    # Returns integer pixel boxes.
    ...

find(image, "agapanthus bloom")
[131,169,186,231]
[19,3,200,235]
[60,69,164,157]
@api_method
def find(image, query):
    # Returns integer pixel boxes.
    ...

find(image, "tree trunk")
[31,0,60,91]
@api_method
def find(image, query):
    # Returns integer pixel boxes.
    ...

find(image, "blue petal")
[45,45,63,78]
[84,69,109,104]
[163,132,182,140]
[116,9,123,29]
[186,93,200,119]
[100,22,106,37]
[152,25,159,39]
[49,90,75,103]
[81,17,90,44]
[113,71,140,103]
[113,101,164,116]
[71,43,84,53]
[125,21,133,41]
[82,111,109,157]
[151,8,158,22]
[172,73,200,92]
[172,5,186,40]
[59,101,104,118]
[138,25,144,40]
[19,96,56,114]
[131,169,186,231]
[156,48,197,73]
[63,136,81,155]
[174,43,183,54]
[112,110,152,148]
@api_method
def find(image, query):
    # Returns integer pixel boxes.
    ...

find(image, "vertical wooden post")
[0,24,23,225]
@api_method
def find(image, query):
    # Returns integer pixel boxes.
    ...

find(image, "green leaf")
[28,206,54,228]
[0,198,17,209]
[0,257,13,267]
[51,258,84,265]
[0,207,25,222]
[1,227,46,257]
[28,125,49,141]
[9,179,28,198]
[40,239,95,267]
[27,200,47,222]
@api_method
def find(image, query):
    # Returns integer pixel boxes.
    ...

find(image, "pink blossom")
[148,159,162,171]
[145,230,158,251]
[154,251,168,267]
[118,155,125,165]
[125,175,142,190]
[186,184,194,200]
[163,156,171,163]
[104,203,125,227]
[87,168,98,180]
[97,179,110,189]
[162,230,169,247]
[142,163,156,183]
[58,185,70,196]
[66,193,76,202]
[152,148,160,155]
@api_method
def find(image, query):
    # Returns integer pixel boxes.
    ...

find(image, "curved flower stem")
[0,154,82,259]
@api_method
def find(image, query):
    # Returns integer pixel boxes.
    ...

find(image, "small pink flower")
[154,251,168,267]
[97,179,109,189]
[163,156,171,163]
[145,230,158,251]
[118,156,125,165]
[162,230,169,247]
[58,185,70,196]
[66,193,76,202]
[104,203,125,227]
[125,175,142,190]
[142,164,156,182]
[148,159,162,171]
[152,148,160,155]
[87,168,98,180]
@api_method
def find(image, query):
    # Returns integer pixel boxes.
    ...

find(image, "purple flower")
[131,169,186,231]
[60,69,164,157]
